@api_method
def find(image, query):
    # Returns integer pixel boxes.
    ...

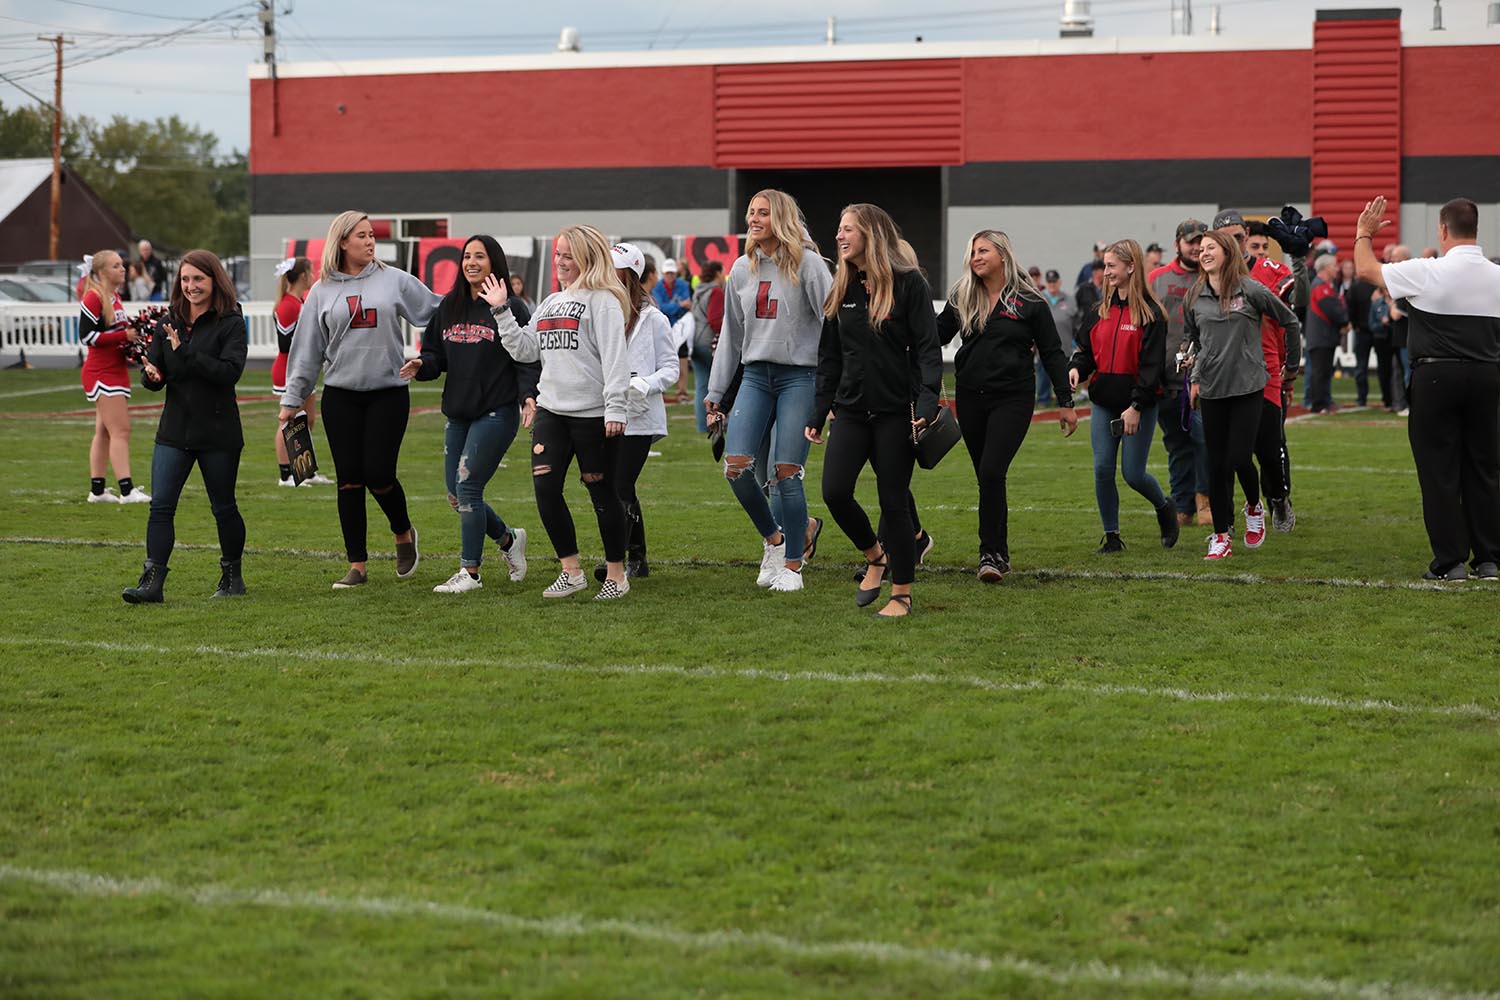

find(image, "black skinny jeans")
[1247,397,1287,504]
[146,442,244,566]
[955,388,1034,560]
[1200,390,1263,534]
[611,434,654,561]
[321,385,412,563]
[820,408,918,585]
[531,407,628,563]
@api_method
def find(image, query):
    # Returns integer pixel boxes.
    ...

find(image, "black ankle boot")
[122,561,168,604]
[212,559,246,598]
[1155,502,1181,549]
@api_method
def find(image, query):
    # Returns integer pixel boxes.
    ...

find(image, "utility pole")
[259,0,279,136]
[38,34,70,260]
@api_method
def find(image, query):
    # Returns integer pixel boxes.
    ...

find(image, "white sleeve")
[492,299,541,363]
[1381,259,1433,301]
[644,312,681,394]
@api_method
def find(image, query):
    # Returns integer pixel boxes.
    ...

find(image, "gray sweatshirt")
[705,249,832,404]
[280,262,440,406]
[1185,277,1302,400]
[494,287,630,423]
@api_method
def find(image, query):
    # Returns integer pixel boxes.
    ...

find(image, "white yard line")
[0,384,81,400]
[0,535,1477,592]
[0,865,1489,1000]
[3,636,1495,723]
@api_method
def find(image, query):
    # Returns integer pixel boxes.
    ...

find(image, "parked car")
[15,260,78,284]
[1,275,72,302]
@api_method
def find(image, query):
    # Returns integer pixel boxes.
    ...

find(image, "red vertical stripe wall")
[1310,13,1402,254]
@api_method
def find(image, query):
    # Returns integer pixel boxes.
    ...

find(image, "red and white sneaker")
[1243,502,1266,549]
[1205,532,1232,560]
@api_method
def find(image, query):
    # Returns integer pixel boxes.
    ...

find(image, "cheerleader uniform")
[272,292,301,394]
[80,289,132,401]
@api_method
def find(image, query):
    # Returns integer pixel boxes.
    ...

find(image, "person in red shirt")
[271,257,331,486]
[78,250,150,505]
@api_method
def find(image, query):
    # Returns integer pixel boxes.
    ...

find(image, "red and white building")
[247,7,1500,297]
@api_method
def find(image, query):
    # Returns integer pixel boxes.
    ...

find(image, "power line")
[42,0,248,21]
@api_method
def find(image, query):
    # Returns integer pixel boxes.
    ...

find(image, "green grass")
[1,366,1497,999]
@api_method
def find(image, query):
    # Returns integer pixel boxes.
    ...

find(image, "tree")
[0,101,247,257]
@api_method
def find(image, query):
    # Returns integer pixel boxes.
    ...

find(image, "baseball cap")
[1093,241,1109,252]
[1027,265,1041,277]
[1315,238,1339,254]
[1212,209,1245,230]
[661,258,678,274]
[1175,219,1208,242]
[1044,269,1060,282]
[1146,242,1163,253]
[611,243,645,278]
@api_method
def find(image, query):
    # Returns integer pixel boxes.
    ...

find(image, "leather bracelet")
[1355,235,1373,243]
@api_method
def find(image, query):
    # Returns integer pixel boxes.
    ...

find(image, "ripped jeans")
[530,407,628,563]
[723,361,816,562]
[443,408,519,569]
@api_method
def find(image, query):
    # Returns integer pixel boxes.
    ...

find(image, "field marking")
[0,866,1491,1000]
[5,636,1496,723]
[0,383,81,400]
[0,535,1477,593]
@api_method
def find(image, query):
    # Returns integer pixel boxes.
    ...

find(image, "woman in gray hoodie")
[279,211,441,590]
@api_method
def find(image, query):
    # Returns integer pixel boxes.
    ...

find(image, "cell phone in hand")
[1109,418,1124,438]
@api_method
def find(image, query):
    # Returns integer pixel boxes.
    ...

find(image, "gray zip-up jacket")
[705,248,832,404]
[494,287,630,423]
[280,262,440,407]
[1185,277,1302,400]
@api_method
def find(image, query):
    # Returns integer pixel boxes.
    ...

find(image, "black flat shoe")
[855,547,888,607]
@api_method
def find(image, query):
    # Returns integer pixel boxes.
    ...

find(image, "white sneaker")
[499,527,528,582]
[118,488,151,504]
[542,570,588,598]
[278,476,300,488]
[304,473,334,485]
[433,570,482,594]
[756,537,787,587]
[769,567,804,592]
[86,490,119,503]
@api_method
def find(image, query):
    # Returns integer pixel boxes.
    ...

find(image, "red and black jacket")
[1068,294,1166,412]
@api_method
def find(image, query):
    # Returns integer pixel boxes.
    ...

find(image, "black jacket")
[937,290,1073,404]
[142,305,246,451]
[810,268,942,432]
[416,295,539,421]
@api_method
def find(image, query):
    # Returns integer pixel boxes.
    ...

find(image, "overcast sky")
[2,0,1496,154]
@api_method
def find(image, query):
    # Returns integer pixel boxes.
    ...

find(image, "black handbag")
[911,384,961,470]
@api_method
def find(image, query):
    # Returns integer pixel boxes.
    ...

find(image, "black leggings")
[531,407,628,563]
[1200,391,1262,534]
[611,434,654,561]
[321,385,411,563]
[955,388,1033,560]
[821,408,917,585]
[1246,396,1287,504]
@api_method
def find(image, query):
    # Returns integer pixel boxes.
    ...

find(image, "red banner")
[682,235,743,278]
[282,239,325,270]
[415,238,468,297]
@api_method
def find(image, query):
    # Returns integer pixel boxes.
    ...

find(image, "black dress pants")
[1408,361,1500,573]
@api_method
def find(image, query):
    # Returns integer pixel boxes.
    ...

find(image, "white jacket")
[623,304,680,439]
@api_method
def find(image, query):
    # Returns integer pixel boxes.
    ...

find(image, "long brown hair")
[616,266,646,337]
[1098,239,1164,327]
[1191,230,1249,312]
[276,257,312,301]
[169,249,239,322]
[823,203,910,327]
[83,249,123,325]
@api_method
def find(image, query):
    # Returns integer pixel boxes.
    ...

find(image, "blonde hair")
[1097,239,1164,328]
[558,225,632,321]
[823,203,910,328]
[84,249,122,326]
[320,211,385,280]
[1191,230,1250,312]
[945,230,1040,339]
[744,189,819,283]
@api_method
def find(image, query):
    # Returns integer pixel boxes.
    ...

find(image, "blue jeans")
[1035,357,1055,406]
[146,442,244,565]
[444,408,519,568]
[1156,391,1208,517]
[1091,402,1166,533]
[691,340,714,434]
[724,362,816,562]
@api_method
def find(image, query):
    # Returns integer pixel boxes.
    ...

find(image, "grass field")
[1,364,1497,999]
